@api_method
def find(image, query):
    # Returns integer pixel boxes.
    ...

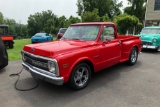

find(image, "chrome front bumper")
[22,62,64,85]
[142,45,157,49]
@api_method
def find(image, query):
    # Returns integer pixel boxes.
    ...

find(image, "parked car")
[138,26,160,51]
[31,33,53,43]
[22,22,141,90]
[57,28,67,39]
[0,37,8,69]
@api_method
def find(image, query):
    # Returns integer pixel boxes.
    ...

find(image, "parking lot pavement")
[0,50,160,107]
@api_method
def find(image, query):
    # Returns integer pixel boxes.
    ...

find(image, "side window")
[100,26,115,41]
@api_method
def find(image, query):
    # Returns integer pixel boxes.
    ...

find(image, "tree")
[4,18,16,37]
[124,0,147,23]
[27,10,59,36]
[81,9,100,22]
[114,14,141,34]
[77,0,122,20]
[0,12,4,24]
[4,18,28,39]
[58,15,67,28]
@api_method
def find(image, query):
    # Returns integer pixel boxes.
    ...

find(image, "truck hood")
[23,40,94,58]
[140,34,160,41]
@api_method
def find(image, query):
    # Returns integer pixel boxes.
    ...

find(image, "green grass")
[7,37,57,61]
[7,39,31,61]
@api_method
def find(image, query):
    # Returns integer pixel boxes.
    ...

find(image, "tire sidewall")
[128,47,138,65]
[156,46,160,52]
[69,63,91,90]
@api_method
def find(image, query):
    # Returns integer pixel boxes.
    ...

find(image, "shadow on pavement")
[141,49,160,54]
[0,67,7,74]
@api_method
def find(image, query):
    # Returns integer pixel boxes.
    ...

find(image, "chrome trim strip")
[22,62,64,85]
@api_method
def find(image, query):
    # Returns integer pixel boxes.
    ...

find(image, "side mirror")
[103,38,111,43]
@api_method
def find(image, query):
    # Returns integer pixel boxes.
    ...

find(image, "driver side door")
[99,25,121,69]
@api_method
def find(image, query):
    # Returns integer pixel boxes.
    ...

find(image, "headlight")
[48,61,56,73]
[22,53,26,61]
[153,38,158,42]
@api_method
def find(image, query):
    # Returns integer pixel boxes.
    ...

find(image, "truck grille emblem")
[31,48,34,52]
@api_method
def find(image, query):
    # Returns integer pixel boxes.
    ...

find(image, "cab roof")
[71,22,114,26]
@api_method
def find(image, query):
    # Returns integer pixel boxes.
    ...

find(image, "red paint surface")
[1,36,13,41]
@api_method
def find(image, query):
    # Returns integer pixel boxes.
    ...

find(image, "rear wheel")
[69,63,91,90]
[127,47,138,66]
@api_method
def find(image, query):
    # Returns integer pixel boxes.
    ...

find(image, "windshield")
[35,33,46,36]
[59,29,67,34]
[141,28,160,34]
[0,27,8,35]
[62,25,100,41]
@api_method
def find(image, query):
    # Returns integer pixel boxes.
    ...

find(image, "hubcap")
[131,50,137,63]
[74,67,89,87]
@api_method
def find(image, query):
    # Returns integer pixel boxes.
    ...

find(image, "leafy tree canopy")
[124,0,147,23]
[77,0,122,20]
[114,14,142,34]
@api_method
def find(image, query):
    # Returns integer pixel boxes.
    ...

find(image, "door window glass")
[100,26,115,41]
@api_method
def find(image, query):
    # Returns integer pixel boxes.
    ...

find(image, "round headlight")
[48,61,56,73]
[153,38,158,42]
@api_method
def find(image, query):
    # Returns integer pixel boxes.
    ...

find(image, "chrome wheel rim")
[74,67,89,87]
[131,50,137,63]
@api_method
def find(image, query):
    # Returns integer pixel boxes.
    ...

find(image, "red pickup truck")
[22,22,141,90]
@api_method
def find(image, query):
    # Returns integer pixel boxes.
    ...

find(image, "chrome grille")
[142,41,152,45]
[23,53,49,71]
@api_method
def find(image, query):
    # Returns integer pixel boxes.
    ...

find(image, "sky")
[0,0,128,24]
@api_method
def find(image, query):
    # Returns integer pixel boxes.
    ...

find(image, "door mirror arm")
[103,39,111,43]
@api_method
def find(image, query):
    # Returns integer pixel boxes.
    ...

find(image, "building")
[145,0,160,26]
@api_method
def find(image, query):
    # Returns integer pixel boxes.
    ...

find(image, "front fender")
[57,54,95,83]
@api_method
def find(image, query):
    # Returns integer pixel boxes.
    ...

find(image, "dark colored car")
[0,37,8,69]
[57,28,67,39]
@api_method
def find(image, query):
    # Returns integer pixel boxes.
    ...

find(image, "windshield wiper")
[71,38,85,41]
[72,38,80,40]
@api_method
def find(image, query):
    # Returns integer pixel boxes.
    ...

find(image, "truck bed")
[118,35,140,42]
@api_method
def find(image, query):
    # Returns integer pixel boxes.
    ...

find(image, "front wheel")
[127,47,138,66]
[156,46,160,52]
[69,63,91,90]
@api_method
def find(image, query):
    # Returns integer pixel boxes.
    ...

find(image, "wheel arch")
[132,45,138,52]
[69,58,95,78]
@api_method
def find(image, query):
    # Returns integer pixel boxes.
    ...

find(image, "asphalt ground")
[0,49,160,107]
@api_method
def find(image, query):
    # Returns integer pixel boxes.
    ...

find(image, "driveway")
[0,50,160,107]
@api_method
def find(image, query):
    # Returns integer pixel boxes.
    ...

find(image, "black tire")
[9,42,13,49]
[127,47,138,66]
[0,49,8,69]
[69,63,91,90]
[156,46,160,52]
